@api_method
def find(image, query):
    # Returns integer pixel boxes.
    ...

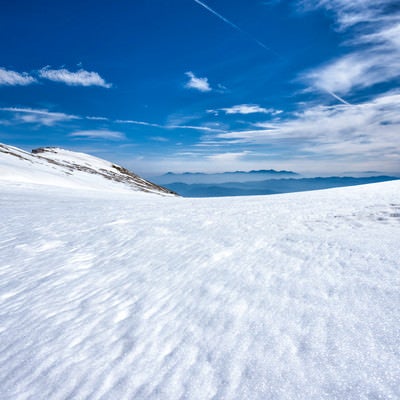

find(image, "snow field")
[0,181,399,399]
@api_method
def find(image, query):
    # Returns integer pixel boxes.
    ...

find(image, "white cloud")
[150,136,169,142]
[298,0,397,30]
[127,150,256,175]
[168,124,225,132]
[302,51,400,97]
[39,67,112,88]
[214,104,282,115]
[86,116,109,121]
[217,83,228,92]
[116,119,162,128]
[0,107,79,126]
[207,151,250,162]
[69,130,125,140]
[0,66,112,88]
[298,0,400,97]
[116,118,225,132]
[205,91,400,174]
[185,71,212,92]
[0,67,36,86]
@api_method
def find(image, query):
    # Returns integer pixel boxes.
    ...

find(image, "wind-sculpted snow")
[0,181,399,399]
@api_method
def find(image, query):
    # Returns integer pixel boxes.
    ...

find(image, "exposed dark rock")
[31,147,178,196]
[32,147,58,154]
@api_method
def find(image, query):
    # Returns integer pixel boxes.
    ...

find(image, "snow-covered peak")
[0,143,177,196]
[32,146,118,169]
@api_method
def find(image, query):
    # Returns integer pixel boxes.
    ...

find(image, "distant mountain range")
[2,143,398,198]
[152,169,299,184]
[162,176,399,197]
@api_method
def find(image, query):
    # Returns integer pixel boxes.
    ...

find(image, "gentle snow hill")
[0,169,400,399]
[0,143,176,196]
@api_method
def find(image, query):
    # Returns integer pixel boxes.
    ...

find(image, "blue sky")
[1,0,399,176]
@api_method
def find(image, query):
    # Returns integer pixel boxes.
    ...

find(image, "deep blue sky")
[1,0,399,176]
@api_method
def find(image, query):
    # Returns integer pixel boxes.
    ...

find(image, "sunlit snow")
[0,148,399,399]
[0,144,175,196]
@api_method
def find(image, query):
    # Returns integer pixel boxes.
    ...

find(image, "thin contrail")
[193,0,278,56]
[193,0,347,105]
[326,90,351,106]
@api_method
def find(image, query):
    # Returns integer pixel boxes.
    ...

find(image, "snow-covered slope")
[1,166,399,398]
[0,143,176,196]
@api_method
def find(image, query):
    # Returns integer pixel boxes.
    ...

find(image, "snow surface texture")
[1,180,400,399]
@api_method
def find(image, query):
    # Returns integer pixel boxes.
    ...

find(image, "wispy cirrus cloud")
[172,124,225,132]
[209,104,282,115]
[85,116,109,121]
[298,0,398,30]
[298,0,400,99]
[69,130,125,140]
[0,67,36,86]
[116,119,162,128]
[207,151,251,162]
[203,91,400,174]
[302,49,400,99]
[0,107,80,126]
[150,136,169,142]
[39,67,112,88]
[184,71,212,92]
[116,118,226,132]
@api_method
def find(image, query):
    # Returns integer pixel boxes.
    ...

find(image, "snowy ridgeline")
[0,179,399,399]
[0,143,176,196]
